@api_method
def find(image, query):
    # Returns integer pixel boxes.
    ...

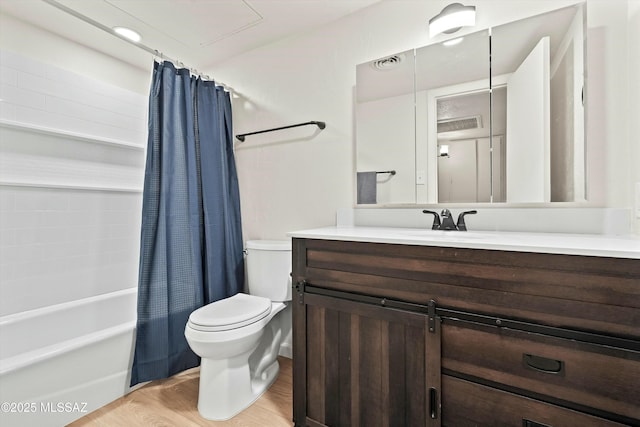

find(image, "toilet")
[184,240,292,421]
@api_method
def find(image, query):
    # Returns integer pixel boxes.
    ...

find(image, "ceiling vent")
[437,115,482,133]
[371,54,405,71]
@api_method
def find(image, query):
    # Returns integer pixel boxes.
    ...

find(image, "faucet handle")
[456,210,477,231]
[422,210,441,230]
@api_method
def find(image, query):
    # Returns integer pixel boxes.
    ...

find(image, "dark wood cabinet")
[292,238,640,427]
[441,317,640,422]
[301,292,437,426]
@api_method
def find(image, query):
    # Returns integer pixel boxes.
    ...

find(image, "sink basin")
[398,229,486,240]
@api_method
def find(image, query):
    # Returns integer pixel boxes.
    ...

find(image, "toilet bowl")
[184,240,291,421]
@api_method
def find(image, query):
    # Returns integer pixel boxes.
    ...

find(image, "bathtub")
[0,289,137,427]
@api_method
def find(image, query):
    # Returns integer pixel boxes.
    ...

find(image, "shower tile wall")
[0,50,145,141]
[0,50,146,317]
[0,187,142,316]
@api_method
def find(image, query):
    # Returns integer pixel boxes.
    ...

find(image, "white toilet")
[184,240,292,421]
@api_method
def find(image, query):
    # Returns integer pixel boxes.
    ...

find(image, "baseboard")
[278,342,292,359]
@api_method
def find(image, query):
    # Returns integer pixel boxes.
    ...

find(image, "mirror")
[355,3,585,205]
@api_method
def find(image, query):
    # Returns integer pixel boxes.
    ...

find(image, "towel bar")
[235,121,326,141]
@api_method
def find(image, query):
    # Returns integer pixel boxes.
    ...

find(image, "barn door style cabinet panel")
[296,287,440,426]
[291,237,640,427]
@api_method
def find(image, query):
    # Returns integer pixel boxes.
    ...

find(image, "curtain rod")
[235,121,326,142]
[40,0,235,92]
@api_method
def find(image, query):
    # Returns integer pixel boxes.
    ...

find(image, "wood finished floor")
[68,357,293,427]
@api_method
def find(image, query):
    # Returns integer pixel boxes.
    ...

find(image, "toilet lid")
[188,293,271,332]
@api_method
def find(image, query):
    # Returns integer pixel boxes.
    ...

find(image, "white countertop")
[288,226,640,259]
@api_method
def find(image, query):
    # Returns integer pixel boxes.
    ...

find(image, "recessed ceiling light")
[113,27,141,43]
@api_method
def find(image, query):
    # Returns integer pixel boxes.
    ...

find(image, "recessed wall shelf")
[0,119,145,151]
[0,119,145,192]
[0,180,142,193]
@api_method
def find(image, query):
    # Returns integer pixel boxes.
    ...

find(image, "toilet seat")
[188,293,271,332]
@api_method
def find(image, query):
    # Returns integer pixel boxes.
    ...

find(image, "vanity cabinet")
[291,238,640,427]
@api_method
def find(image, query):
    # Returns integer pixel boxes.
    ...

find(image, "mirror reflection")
[356,48,416,205]
[492,4,585,203]
[415,29,490,203]
[355,3,585,205]
[435,89,504,203]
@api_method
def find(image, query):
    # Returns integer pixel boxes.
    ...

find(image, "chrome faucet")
[439,209,457,230]
[422,209,477,231]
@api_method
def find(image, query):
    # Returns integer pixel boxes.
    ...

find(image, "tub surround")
[289,226,640,259]
[0,289,137,427]
[290,228,640,426]
[0,50,143,427]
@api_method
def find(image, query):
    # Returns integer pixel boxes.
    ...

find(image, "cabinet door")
[293,290,440,427]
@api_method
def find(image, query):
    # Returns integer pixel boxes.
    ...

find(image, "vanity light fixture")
[113,26,141,43]
[429,3,476,38]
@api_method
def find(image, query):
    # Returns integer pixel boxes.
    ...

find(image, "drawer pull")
[523,419,552,427]
[523,353,564,374]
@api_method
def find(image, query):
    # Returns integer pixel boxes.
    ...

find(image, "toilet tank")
[245,240,292,302]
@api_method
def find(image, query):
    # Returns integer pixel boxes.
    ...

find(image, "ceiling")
[0,0,382,73]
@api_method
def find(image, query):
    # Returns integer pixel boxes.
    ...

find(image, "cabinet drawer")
[442,375,628,427]
[299,239,640,338]
[441,318,640,423]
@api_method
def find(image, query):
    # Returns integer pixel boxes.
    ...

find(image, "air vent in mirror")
[437,115,482,133]
[371,54,405,71]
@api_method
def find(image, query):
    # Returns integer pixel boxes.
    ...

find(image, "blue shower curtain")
[130,61,244,386]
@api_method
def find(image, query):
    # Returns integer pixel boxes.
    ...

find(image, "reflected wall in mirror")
[435,89,505,203]
[415,29,490,203]
[356,49,416,204]
[492,4,585,203]
[355,3,586,205]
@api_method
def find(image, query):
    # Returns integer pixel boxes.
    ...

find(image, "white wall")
[356,92,416,204]
[586,0,630,210]
[212,0,636,240]
[629,2,640,233]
